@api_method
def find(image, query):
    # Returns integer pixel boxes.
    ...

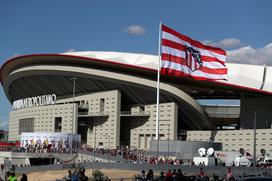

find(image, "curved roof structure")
[1,51,272,129]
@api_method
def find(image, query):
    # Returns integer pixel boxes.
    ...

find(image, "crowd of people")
[134,167,272,181]
[80,145,187,165]
[80,145,272,168]
[64,168,88,181]
[0,171,28,181]
[134,167,223,181]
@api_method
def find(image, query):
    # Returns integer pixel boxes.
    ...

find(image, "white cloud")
[66,48,76,52]
[124,25,146,35]
[227,43,272,65]
[218,38,242,48]
[203,38,242,49]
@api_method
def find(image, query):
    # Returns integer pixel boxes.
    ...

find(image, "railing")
[178,130,187,135]
[78,105,89,109]
[77,111,150,117]
[77,111,109,117]
[207,112,240,118]
[120,111,150,116]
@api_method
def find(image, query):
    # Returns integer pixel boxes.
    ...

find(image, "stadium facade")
[1,51,272,154]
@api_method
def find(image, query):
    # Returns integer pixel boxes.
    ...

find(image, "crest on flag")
[185,45,203,72]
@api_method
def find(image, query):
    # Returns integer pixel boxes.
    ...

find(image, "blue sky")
[1,0,272,130]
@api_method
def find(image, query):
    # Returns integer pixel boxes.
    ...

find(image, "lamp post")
[167,124,170,159]
[94,125,96,162]
[108,135,110,163]
[71,78,77,134]
[253,112,257,167]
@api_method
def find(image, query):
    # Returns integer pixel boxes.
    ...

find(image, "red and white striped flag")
[160,24,227,80]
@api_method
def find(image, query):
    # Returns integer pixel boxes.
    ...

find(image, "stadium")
[1,51,272,154]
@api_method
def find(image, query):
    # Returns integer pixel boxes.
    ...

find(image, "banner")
[21,132,81,152]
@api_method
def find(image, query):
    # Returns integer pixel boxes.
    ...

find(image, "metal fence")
[14,162,271,178]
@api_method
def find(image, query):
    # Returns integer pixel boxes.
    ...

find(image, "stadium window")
[54,117,62,132]
[19,118,34,134]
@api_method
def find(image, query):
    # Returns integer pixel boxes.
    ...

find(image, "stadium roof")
[1,51,272,99]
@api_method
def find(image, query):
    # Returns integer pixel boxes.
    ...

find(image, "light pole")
[71,78,77,134]
[167,124,170,159]
[253,112,257,167]
[108,134,110,163]
[94,125,96,162]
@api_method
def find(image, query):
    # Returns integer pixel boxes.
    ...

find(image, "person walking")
[226,167,234,180]
[146,169,154,181]
[20,173,28,181]
[165,170,173,181]
[0,164,4,172]
[198,167,204,177]
[8,171,17,181]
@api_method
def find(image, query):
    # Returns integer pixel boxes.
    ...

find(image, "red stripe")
[162,53,226,67]
[161,68,211,80]
[200,66,227,74]
[0,142,16,146]
[201,56,225,65]
[161,68,226,80]
[162,39,226,65]
[162,39,186,51]
[162,24,226,56]
[161,54,227,75]
[161,53,185,64]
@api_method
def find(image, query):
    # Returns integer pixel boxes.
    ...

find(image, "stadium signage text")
[12,94,57,110]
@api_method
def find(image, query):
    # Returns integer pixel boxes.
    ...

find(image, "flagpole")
[156,21,162,156]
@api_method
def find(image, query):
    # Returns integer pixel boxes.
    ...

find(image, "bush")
[92,170,105,181]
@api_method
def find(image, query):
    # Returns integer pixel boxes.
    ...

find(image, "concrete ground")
[16,169,140,181]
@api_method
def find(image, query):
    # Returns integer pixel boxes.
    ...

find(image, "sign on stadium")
[21,132,81,151]
[12,94,57,110]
